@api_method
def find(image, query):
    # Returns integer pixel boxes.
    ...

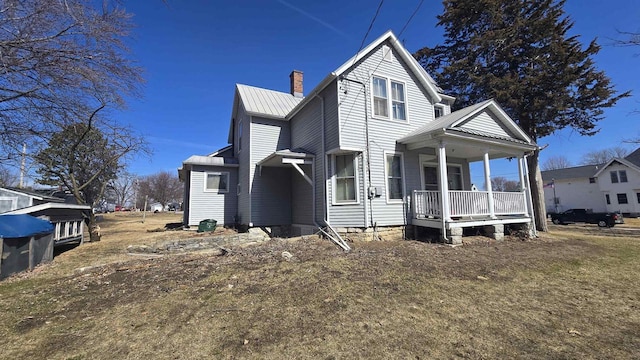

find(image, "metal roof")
[541,164,602,181]
[182,155,239,167]
[236,84,303,119]
[397,99,534,149]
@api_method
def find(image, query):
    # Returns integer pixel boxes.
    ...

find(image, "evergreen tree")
[415,0,630,231]
[35,112,145,241]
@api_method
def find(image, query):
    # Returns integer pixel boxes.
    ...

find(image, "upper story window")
[434,105,444,118]
[589,177,596,183]
[372,76,406,121]
[610,170,628,183]
[205,172,229,193]
[619,170,628,182]
[334,154,358,204]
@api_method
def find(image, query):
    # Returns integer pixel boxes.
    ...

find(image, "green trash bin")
[197,219,217,233]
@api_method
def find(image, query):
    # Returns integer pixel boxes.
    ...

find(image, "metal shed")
[0,214,54,280]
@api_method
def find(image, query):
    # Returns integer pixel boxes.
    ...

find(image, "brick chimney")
[289,70,303,97]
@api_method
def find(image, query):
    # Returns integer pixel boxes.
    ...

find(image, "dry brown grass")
[0,215,639,359]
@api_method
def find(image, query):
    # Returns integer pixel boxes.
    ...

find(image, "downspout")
[338,75,374,230]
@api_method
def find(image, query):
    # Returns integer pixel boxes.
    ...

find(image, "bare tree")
[580,147,630,165]
[614,30,640,47]
[491,177,520,192]
[541,156,573,170]
[138,171,183,209]
[109,171,137,208]
[0,0,142,163]
[0,166,18,187]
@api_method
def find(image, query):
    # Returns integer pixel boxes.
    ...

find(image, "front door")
[422,164,463,191]
[422,165,438,190]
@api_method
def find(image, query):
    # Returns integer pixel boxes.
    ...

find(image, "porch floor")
[412,215,532,230]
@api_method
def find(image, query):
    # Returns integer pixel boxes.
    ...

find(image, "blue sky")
[118,0,640,183]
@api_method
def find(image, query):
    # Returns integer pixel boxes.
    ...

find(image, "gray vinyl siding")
[459,110,513,138]
[290,90,336,225]
[237,107,251,225]
[250,116,291,225]
[334,40,439,226]
[291,164,313,225]
[187,165,237,227]
[325,80,340,152]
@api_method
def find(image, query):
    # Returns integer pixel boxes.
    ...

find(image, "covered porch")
[398,100,538,244]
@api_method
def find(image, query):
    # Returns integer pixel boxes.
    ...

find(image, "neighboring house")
[150,202,164,212]
[0,187,90,245]
[179,31,538,245]
[541,147,640,216]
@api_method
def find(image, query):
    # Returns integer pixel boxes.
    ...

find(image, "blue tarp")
[0,215,54,238]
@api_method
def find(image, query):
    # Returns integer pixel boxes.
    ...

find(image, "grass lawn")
[0,213,639,359]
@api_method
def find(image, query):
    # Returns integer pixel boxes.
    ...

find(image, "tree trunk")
[87,212,101,242]
[527,149,549,232]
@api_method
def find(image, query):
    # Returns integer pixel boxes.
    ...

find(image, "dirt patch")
[1,216,639,359]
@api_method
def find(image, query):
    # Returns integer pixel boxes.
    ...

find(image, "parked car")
[550,209,623,228]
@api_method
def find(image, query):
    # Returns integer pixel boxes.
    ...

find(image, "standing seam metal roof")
[236,84,303,119]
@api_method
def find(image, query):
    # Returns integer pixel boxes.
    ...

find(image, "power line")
[351,0,384,69]
[398,0,424,37]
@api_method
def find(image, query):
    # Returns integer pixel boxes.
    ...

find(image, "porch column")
[483,151,497,219]
[517,156,529,217]
[438,142,451,221]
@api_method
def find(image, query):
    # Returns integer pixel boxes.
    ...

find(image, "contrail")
[276,0,349,39]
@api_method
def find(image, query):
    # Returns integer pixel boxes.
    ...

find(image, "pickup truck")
[550,209,623,228]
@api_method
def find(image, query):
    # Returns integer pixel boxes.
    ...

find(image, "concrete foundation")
[483,224,504,241]
[445,227,463,245]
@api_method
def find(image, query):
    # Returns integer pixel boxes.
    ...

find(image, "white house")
[541,147,640,216]
[179,31,538,246]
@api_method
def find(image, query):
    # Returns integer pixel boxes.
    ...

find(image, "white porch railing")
[413,190,527,219]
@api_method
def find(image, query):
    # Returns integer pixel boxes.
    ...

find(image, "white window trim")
[331,153,360,206]
[384,151,406,204]
[434,104,445,119]
[370,74,409,123]
[204,172,229,193]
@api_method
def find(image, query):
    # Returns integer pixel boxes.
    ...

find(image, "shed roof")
[0,214,54,238]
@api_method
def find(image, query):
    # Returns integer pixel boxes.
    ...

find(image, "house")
[0,187,90,245]
[541,147,640,216]
[179,31,538,246]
